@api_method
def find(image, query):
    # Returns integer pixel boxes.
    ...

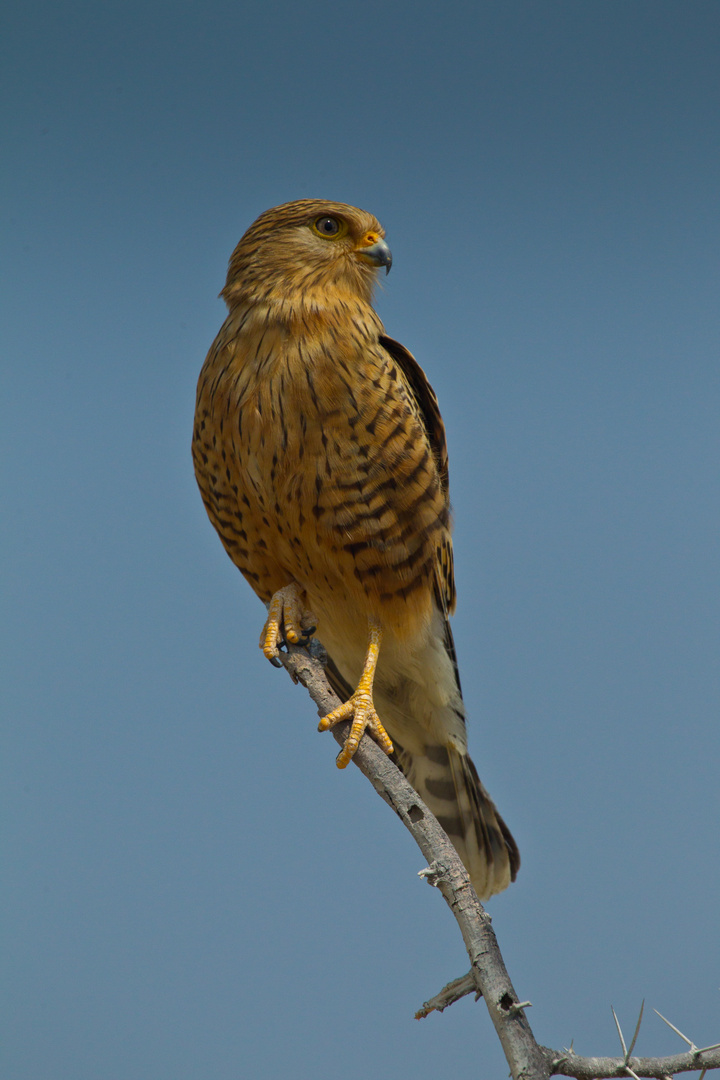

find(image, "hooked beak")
[357,237,393,275]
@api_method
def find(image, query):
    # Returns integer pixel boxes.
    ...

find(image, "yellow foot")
[318,695,394,768]
[260,583,316,664]
[317,620,394,768]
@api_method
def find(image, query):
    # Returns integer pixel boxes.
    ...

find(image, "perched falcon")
[193,199,519,898]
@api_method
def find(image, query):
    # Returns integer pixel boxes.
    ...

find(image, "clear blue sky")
[3,2,719,1077]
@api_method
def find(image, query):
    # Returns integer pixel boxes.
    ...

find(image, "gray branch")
[547,1046,720,1078]
[276,641,718,1080]
[415,970,480,1019]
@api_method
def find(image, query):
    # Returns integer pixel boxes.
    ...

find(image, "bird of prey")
[192,199,519,898]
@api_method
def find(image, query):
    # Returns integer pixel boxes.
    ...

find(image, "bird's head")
[221,199,392,312]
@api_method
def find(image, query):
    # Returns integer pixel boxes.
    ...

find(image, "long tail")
[394,740,519,899]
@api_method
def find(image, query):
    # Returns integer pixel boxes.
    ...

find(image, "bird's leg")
[317,618,394,769]
[260,583,316,666]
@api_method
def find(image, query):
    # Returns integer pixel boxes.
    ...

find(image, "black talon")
[268,656,283,668]
[296,624,317,646]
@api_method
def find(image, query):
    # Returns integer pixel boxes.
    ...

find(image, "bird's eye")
[316,216,339,235]
[313,216,344,238]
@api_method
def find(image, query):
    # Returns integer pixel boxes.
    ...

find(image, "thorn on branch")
[653,1009,698,1052]
[612,1005,628,1059]
[627,1001,645,1059]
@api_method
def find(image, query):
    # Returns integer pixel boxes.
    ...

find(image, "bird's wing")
[378,334,449,493]
[378,334,460,691]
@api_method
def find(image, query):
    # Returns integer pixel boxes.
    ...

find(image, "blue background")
[3,2,719,1076]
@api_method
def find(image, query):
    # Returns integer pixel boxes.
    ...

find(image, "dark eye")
[315,216,340,236]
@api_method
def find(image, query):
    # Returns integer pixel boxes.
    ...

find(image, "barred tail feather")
[397,742,519,900]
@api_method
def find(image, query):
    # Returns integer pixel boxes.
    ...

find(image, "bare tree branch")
[415,970,480,1019]
[547,1046,720,1079]
[275,641,719,1080]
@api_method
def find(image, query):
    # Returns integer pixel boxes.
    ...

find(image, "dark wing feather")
[379,334,460,689]
[379,334,449,493]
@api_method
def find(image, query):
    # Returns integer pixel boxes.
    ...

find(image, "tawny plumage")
[192,199,519,898]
